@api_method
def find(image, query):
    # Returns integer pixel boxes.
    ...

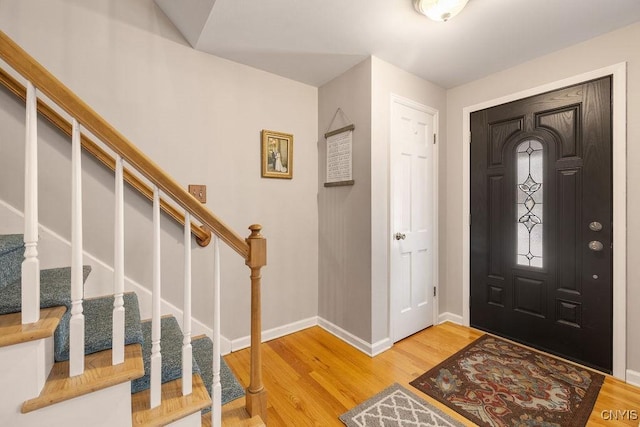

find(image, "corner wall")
[0,0,318,341]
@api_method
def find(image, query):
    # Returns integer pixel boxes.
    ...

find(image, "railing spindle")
[211,235,222,427]
[112,155,125,365]
[182,212,193,396]
[69,118,85,376]
[21,81,40,325]
[150,186,162,408]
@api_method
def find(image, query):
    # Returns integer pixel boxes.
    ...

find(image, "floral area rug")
[410,335,604,427]
[340,383,466,427]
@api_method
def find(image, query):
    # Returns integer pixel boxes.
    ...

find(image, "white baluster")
[69,118,85,376]
[112,155,125,365]
[182,212,193,395]
[22,81,40,325]
[150,186,162,408]
[211,236,222,427]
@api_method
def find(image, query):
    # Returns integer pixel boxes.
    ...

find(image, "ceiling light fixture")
[413,0,469,22]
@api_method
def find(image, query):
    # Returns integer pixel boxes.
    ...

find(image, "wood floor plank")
[223,323,640,426]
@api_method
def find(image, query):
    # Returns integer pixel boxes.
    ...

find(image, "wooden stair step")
[22,343,144,413]
[131,373,212,427]
[214,397,265,427]
[0,306,66,348]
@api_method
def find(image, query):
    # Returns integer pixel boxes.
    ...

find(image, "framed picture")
[261,129,293,179]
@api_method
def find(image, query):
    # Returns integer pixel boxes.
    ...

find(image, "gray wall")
[0,0,319,341]
[317,57,446,347]
[317,58,373,342]
[445,22,640,373]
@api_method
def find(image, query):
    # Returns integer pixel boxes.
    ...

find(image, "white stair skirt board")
[166,411,201,427]
[0,337,54,420]
[17,382,131,427]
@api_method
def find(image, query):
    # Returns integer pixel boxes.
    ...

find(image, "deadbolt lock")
[588,221,603,232]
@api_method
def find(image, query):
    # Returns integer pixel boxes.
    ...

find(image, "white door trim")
[390,94,439,341]
[461,63,627,379]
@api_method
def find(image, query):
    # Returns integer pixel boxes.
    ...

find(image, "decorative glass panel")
[516,140,543,267]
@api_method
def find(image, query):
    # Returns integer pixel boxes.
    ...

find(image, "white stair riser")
[17,383,132,427]
[0,337,53,424]
[167,411,201,427]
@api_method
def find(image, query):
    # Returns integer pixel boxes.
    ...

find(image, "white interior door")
[390,97,437,342]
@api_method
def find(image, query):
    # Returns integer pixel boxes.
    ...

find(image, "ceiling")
[155,0,640,88]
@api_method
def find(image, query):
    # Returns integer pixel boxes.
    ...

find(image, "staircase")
[0,31,268,426]
[0,233,246,425]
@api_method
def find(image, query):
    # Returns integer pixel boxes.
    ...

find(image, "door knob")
[394,233,406,241]
[588,240,604,251]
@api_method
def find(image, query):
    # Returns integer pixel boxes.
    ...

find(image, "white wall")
[370,57,447,344]
[0,0,318,341]
[445,22,640,373]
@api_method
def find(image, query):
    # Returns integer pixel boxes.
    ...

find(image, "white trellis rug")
[339,383,465,427]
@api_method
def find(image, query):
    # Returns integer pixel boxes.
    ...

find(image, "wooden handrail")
[0,31,248,259]
[0,67,212,247]
[0,30,268,421]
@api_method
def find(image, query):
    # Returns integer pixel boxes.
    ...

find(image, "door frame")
[389,94,439,342]
[461,63,627,379]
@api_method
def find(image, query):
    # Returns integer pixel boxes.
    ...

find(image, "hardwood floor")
[224,322,640,426]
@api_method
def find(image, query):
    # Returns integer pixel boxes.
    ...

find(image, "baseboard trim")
[317,317,391,357]
[230,316,319,352]
[626,369,640,387]
[438,312,463,325]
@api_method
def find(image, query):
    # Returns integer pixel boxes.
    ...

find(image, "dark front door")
[470,77,613,373]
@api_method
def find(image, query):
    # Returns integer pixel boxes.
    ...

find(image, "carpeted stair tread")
[192,335,245,414]
[131,316,200,394]
[0,234,23,256]
[0,266,91,315]
[0,234,24,289]
[55,292,144,362]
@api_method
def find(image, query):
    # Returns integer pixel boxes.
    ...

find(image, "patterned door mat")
[410,335,604,427]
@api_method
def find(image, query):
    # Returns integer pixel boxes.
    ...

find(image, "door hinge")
[433,133,437,144]
[469,131,472,143]
[469,213,472,226]
[433,286,437,297]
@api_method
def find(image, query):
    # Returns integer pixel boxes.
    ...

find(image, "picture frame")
[261,129,293,179]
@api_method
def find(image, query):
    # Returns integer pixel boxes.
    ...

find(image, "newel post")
[245,224,267,421]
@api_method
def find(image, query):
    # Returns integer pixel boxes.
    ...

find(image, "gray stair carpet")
[0,234,246,411]
[192,335,245,413]
[0,234,24,290]
[132,316,201,394]
[0,265,91,315]
[55,292,144,362]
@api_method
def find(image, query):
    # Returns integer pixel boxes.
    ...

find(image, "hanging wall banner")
[324,124,355,187]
